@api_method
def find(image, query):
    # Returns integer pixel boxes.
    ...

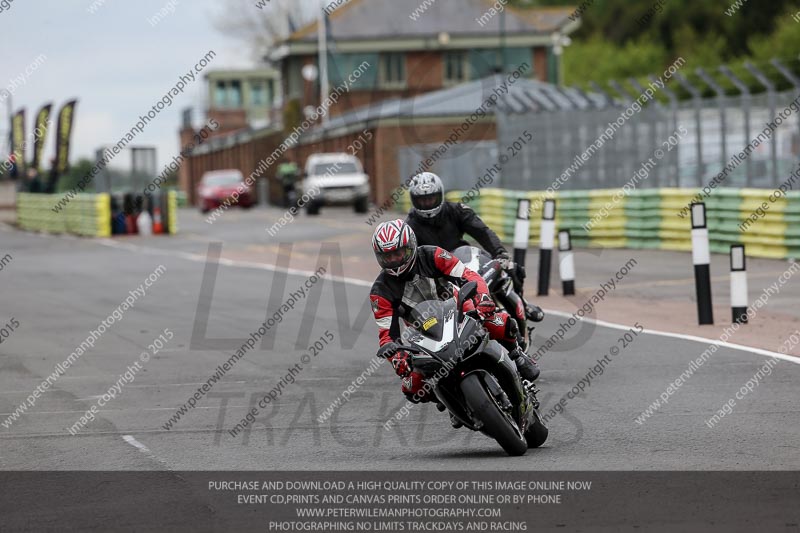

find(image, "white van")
[301,153,370,215]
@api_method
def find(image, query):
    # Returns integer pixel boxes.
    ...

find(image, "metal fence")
[398,63,800,193]
[497,98,681,190]
[497,88,800,191]
[397,141,499,192]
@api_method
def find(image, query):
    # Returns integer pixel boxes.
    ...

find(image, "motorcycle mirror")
[458,281,478,314]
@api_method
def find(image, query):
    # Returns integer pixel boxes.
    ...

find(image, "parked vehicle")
[301,153,370,215]
[197,169,255,213]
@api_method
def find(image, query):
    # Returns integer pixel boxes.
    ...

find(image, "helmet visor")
[412,191,442,211]
[376,246,414,271]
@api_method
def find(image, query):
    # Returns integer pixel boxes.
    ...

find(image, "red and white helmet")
[372,219,418,276]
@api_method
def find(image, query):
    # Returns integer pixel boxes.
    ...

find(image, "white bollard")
[537,199,556,296]
[691,202,713,325]
[558,229,575,296]
[513,199,531,271]
[730,244,748,324]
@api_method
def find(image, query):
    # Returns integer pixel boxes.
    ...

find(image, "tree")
[513,0,798,89]
[562,36,667,87]
[749,6,800,66]
[213,0,317,61]
[55,159,94,193]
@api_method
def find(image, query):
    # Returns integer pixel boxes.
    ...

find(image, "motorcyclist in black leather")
[404,172,544,327]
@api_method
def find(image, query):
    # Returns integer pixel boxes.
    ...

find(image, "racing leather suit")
[405,202,507,259]
[406,201,540,334]
[369,245,522,399]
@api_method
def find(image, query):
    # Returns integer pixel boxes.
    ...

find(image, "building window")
[380,53,406,87]
[444,51,468,84]
[214,81,227,107]
[214,80,244,108]
[228,81,242,107]
[251,80,266,106]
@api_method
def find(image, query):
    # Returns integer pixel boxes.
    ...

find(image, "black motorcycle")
[396,281,548,456]
[453,245,543,348]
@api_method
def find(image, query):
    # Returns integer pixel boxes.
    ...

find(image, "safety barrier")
[17,193,111,237]
[167,190,179,235]
[16,191,178,237]
[397,188,800,260]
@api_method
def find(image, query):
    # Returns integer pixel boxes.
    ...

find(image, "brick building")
[180,0,578,206]
[271,0,579,117]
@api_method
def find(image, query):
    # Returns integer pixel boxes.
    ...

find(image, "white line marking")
[122,435,171,469]
[95,239,800,364]
[96,238,370,286]
[0,405,250,416]
[122,434,151,452]
[545,310,800,365]
[0,379,332,395]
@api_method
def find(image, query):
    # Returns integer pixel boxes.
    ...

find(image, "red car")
[197,169,255,213]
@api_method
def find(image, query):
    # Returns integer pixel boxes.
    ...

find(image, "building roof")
[205,68,279,80]
[269,0,580,59]
[291,0,577,41]
[194,75,613,154]
[315,74,609,132]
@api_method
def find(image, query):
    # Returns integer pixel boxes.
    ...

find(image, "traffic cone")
[153,206,163,234]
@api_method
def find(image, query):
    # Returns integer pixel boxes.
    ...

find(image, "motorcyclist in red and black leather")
[370,220,539,406]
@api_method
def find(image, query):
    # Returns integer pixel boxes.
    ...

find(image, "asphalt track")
[1,208,799,474]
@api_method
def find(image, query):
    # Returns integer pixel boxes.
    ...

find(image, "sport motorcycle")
[396,281,548,456]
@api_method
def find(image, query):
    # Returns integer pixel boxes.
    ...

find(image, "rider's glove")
[473,293,496,320]
[495,251,511,271]
[514,262,526,281]
[376,341,399,360]
[389,352,412,377]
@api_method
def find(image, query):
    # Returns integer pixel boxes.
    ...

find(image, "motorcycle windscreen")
[453,245,492,272]
[407,299,455,341]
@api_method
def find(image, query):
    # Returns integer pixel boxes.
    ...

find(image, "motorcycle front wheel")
[460,374,527,456]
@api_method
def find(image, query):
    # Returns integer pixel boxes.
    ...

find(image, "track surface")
[1,209,799,471]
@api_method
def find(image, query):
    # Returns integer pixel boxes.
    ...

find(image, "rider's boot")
[509,347,540,382]
[524,301,544,322]
[497,317,540,382]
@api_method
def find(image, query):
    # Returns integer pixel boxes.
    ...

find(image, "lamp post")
[316,0,330,127]
[551,33,572,86]
[500,8,507,74]
[2,90,11,160]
